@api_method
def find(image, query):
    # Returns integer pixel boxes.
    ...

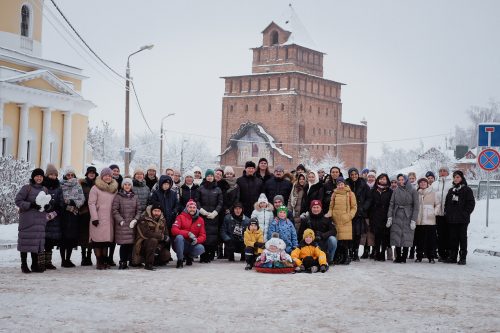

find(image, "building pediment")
[1,69,79,96]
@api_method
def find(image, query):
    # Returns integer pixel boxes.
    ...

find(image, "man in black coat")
[264,165,293,206]
[345,167,372,261]
[149,175,180,230]
[237,161,263,218]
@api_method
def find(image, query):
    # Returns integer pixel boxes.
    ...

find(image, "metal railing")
[469,180,500,199]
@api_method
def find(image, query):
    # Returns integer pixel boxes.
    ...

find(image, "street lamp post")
[159,113,175,173]
[180,138,187,174]
[124,44,154,176]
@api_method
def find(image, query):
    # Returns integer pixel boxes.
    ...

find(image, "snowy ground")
[1,200,499,332]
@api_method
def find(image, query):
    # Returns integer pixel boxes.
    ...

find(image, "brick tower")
[220,22,367,171]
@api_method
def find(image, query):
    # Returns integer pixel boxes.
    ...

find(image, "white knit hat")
[184,170,194,179]
[122,177,133,188]
[224,166,235,175]
[192,166,202,174]
[265,233,286,250]
[367,171,376,178]
[147,164,157,172]
[257,193,268,204]
[64,166,76,176]
[133,167,145,176]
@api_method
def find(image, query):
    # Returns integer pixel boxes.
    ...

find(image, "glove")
[386,217,392,228]
[191,238,198,246]
[254,242,265,249]
[324,212,332,218]
[207,211,218,219]
[129,219,137,229]
[30,202,41,210]
[92,220,99,227]
[199,208,209,216]
[120,221,124,226]
[300,212,309,219]
[410,220,416,230]
[320,265,327,273]
[188,232,196,240]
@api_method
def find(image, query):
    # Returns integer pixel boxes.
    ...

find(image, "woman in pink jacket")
[88,168,118,270]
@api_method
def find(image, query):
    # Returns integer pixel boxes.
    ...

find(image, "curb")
[473,249,500,257]
[0,243,17,250]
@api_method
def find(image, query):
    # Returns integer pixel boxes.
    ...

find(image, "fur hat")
[45,163,58,177]
[273,195,284,203]
[109,164,120,171]
[266,233,286,250]
[303,228,315,240]
[122,177,133,188]
[147,164,157,172]
[184,170,194,179]
[453,170,465,181]
[310,200,322,209]
[224,166,235,175]
[257,193,268,205]
[85,166,98,177]
[417,177,428,185]
[276,205,288,215]
[439,166,450,173]
[245,161,256,169]
[133,167,145,176]
[100,167,113,178]
[31,168,45,180]
[205,169,215,178]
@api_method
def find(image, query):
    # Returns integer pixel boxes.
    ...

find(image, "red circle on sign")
[477,148,500,171]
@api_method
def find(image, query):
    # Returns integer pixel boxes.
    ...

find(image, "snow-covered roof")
[219,121,292,159]
[1,69,80,96]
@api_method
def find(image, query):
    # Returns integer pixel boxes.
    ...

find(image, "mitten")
[211,211,218,218]
[129,219,137,229]
[199,208,209,216]
[320,265,327,273]
[386,217,392,228]
[300,212,309,219]
[92,220,99,227]
[410,220,416,230]
[188,232,196,240]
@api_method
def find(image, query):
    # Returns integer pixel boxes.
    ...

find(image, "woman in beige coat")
[415,178,440,263]
[328,177,357,265]
[88,167,118,270]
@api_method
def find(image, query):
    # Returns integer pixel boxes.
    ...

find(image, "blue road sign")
[478,123,500,147]
[478,149,500,171]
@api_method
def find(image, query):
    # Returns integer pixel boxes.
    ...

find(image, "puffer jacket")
[264,177,293,206]
[432,176,453,216]
[237,173,263,217]
[179,183,199,210]
[444,181,475,224]
[43,178,63,241]
[345,177,371,218]
[244,228,264,254]
[220,213,249,243]
[132,179,151,215]
[171,210,206,244]
[197,181,223,213]
[298,213,337,242]
[251,202,275,241]
[267,217,298,253]
[329,187,357,241]
[388,181,419,247]
[291,241,327,266]
[149,175,180,228]
[368,186,393,232]
[416,187,440,226]
[112,190,140,244]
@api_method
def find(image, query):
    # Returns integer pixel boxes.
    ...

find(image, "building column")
[62,111,72,167]
[41,108,53,168]
[17,103,30,161]
[0,99,5,157]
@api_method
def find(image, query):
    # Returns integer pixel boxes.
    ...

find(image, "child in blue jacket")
[267,206,298,254]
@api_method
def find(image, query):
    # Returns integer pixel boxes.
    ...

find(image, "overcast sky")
[40,0,500,158]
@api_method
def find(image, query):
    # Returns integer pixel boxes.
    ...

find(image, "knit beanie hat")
[224,166,235,175]
[361,168,369,175]
[186,199,197,209]
[150,202,163,213]
[273,195,285,203]
[276,205,288,215]
[258,157,268,164]
[425,171,435,179]
[348,168,359,176]
[310,200,322,209]
[85,166,98,177]
[245,161,256,169]
[205,169,215,178]
[336,177,345,184]
[133,167,145,176]
[45,163,58,177]
[303,228,315,240]
[232,202,243,209]
[64,165,76,176]
[122,177,133,188]
[100,167,113,178]
[258,193,268,204]
[184,170,194,179]
[109,164,120,171]
[147,164,157,172]
[249,217,259,229]
[31,168,45,180]
[367,171,376,178]
[192,166,202,174]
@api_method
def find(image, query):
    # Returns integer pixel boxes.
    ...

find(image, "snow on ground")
[1,200,499,332]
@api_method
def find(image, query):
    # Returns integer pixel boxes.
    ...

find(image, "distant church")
[0,0,94,173]
[219,21,367,171]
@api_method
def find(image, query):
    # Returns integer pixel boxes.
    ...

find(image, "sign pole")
[486,164,490,228]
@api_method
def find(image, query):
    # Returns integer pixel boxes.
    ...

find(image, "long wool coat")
[388,181,419,247]
[329,187,357,241]
[15,182,48,253]
[88,178,118,243]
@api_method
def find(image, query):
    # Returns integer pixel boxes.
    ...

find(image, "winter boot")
[217,244,224,259]
[228,251,235,262]
[30,253,44,273]
[118,261,128,270]
[96,256,106,270]
[185,257,193,266]
[393,247,402,263]
[144,263,155,271]
[37,252,46,272]
[45,251,57,270]
[408,246,415,260]
[21,253,31,273]
[245,263,253,270]
[458,250,467,265]
[386,247,393,261]
[352,246,360,262]
[446,251,458,264]
[401,248,408,263]
[343,249,351,265]
[361,246,369,259]
[176,260,184,269]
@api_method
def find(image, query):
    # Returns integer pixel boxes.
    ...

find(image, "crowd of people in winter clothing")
[15,157,475,274]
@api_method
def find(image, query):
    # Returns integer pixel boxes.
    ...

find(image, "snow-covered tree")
[368,144,422,176]
[304,152,345,174]
[87,121,119,163]
[0,156,31,224]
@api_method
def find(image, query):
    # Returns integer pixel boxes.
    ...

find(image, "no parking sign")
[478,148,500,172]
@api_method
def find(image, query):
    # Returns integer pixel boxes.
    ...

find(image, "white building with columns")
[0,0,94,173]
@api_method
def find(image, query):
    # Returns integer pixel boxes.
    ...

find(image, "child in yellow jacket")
[291,228,328,273]
[243,218,264,270]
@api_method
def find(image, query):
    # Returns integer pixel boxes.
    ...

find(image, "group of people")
[15,157,476,274]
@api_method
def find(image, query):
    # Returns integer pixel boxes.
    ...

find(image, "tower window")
[230,105,234,112]
[271,31,279,45]
[255,104,259,112]
[268,104,271,112]
[281,103,285,111]
[245,105,249,112]
[21,5,30,37]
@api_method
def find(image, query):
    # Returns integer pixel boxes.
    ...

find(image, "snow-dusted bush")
[0,156,31,224]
